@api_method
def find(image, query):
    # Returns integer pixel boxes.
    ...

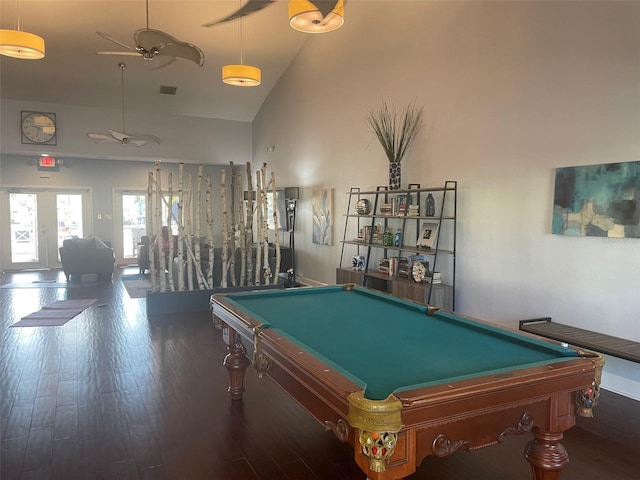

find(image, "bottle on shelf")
[425,193,435,216]
[383,228,394,246]
[394,228,402,247]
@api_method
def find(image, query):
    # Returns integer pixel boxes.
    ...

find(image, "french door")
[113,191,148,265]
[1,189,91,270]
[113,190,180,265]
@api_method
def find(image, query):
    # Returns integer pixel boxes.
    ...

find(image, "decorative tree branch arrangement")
[244,163,254,285]
[205,173,214,288]
[145,161,281,293]
[220,168,229,288]
[177,163,185,292]
[167,171,174,291]
[366,99,424,164]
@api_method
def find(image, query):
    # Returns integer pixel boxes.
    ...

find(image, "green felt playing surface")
[226,286,577,400]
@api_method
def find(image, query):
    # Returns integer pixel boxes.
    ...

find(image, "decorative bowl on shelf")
[356,199,372,215]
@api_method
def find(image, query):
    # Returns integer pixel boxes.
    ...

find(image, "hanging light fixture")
[0,0,45,59]
[222,1,261,87]
[288,0,344,34]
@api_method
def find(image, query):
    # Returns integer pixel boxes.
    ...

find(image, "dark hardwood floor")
[1,267,639,480]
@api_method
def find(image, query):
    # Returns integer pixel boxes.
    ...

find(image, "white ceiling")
[0,1,309,123]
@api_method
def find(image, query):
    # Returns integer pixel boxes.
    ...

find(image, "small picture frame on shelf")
[417,222,439,249]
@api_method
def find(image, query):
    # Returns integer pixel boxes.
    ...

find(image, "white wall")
[253,1,640,399]
[0,156,232,248]
[1,99,252,164]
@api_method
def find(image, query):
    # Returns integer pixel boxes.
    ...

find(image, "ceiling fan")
[202,0,341,28]
[87,63,161,147]
[97,0,204,69]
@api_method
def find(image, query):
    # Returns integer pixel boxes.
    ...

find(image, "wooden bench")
[519,318,640,364]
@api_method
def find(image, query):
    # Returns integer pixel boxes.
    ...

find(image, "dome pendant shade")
[222,64,261,87]
[0,29,45,59]
[289,0,344,33]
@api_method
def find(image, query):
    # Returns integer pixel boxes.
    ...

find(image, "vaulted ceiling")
[0,1,310,123]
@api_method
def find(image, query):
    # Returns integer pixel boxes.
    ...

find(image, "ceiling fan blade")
[127,139,147,147]
[127,134,162,144]
[149,56,177,70]
[87,133,119,143]
[97,31,136,51]
[96,51,142,57]
[157,43,204,66]
[311,1,341,19]
[202,0,275,27]
[110,130,161,146]
[135,28,179,51]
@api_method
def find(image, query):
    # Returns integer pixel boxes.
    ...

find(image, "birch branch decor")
[220,169,229,288]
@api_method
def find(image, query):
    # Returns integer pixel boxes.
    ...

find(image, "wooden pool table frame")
[211,287,603,480]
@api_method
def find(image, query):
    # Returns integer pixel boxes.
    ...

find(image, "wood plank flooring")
[1,267,639,479]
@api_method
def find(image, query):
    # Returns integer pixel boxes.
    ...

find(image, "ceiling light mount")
[0,0,45,59]
[288,0,344,34]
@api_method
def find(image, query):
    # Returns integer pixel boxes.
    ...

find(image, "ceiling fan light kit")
[0,0,45,59]
[222,64,262,87]
[289,0,345,34]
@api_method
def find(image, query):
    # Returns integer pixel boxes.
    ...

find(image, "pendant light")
[222,2,261,87]
[288,0,344,34]
[0,0,45,59]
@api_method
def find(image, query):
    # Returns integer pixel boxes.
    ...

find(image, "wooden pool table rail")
[211,293,603,480]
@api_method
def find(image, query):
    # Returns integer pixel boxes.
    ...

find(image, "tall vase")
[389,162,401,190]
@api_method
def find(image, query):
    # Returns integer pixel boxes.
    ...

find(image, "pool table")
[210,285,604,480]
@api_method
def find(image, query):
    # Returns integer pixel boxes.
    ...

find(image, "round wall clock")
[21,111,57,145]
[411,261,426,283]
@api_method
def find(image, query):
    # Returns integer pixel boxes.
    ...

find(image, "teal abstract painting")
[553,161,640,237]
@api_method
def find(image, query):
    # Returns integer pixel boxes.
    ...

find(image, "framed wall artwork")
[553,161,640,238]
[312,188,333,245]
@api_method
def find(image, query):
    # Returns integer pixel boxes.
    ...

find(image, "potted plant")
[366,99,424,190]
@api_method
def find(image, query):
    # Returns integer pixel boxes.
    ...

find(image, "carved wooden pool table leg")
[223,326,250,401]
[524,429,569,480]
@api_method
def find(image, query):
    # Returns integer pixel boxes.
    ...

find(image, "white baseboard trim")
[296,276,328,287]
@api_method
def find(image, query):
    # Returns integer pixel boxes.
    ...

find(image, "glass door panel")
[2,190,90,270]
[114,190,181,265]
[122,194,147,259]
[56,194,84,257]
[9,193,40,264]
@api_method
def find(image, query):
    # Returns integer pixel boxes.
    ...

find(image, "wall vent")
[159,85,177,95]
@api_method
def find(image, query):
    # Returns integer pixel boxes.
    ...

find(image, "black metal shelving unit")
[338,181,457,309]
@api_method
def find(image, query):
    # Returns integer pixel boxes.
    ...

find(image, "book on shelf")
[407,204,420,216]
[378,258,398,277]
[380,203,393,215]
[425,271,442,284]
[398,195,412,214]
[397,257,410,279]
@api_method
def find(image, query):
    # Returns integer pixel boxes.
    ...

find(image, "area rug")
[0,281,98,289]
[121,274,151,299]
[12,299,98,327]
